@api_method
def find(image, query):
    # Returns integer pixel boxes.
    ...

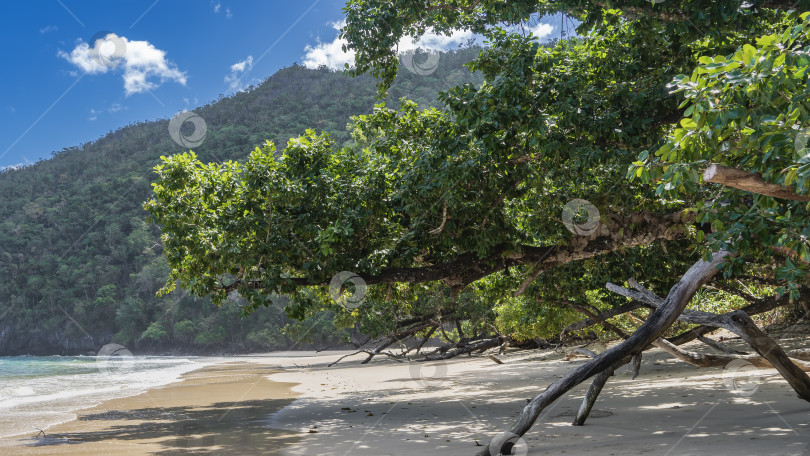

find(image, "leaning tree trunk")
[475,251,729,456]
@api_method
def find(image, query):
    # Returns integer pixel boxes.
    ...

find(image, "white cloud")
[525,22,555,40]
[303,21,479,71]
[59,34,187,96]
[1,163,26,171]
[88,102,127,122]
[2,158,32,171]
[231,55,253,73]
[302,22,355,70]
[224,55,253,90]
[397,28,476,53]
[500,19,557,41]
[302,16,566,72]
[40,25,58,35]
[213,3,232,18]
[59,41,109,74]
[302,15,564,72]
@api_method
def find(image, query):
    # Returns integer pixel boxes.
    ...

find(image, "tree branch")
[703,164,810,202]
[560,301,648,337]
[220,211,692,294]
[475,251,729,456]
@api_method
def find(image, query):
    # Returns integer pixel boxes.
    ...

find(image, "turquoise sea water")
[0,354,212,439]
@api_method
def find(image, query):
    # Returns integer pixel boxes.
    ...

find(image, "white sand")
[244,344,810,456]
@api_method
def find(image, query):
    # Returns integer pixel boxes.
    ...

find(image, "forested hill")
[0,48,482,355]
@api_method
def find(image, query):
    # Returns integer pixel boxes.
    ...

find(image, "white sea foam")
[0,356,218,438]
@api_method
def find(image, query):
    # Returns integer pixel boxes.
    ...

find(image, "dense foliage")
[0,50,482,355]
[635,13,810,299]
[147,0,809,356]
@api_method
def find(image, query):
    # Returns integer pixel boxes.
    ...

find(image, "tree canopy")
[146,1,810,452]
[148,0,809,330]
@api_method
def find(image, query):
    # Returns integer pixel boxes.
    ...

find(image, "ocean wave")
[0,356,219,439]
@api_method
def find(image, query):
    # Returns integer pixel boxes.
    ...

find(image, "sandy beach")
[261,342,810,456]
[0,362,300,455]
[1,342,809,455]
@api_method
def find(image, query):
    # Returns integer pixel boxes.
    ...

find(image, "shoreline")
[0,361,301,455]
[0,355,221,441]
[1,345,808,455]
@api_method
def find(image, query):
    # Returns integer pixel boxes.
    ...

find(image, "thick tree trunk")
[568,287,809,426]
[703,164,810,201]
[565,283,796,345]
[654,338,768,368]
[475,251,728,456]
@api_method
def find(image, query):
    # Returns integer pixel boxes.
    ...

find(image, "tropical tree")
[146,1,810,453]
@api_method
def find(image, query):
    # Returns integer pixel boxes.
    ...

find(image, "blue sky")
[0,1,565,170]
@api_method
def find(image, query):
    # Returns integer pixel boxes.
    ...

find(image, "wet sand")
[0,362,300,455]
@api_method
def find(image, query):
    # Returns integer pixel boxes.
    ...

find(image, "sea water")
[0,354,213,439]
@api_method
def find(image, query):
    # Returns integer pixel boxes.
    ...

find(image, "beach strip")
[0,362,300,455]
